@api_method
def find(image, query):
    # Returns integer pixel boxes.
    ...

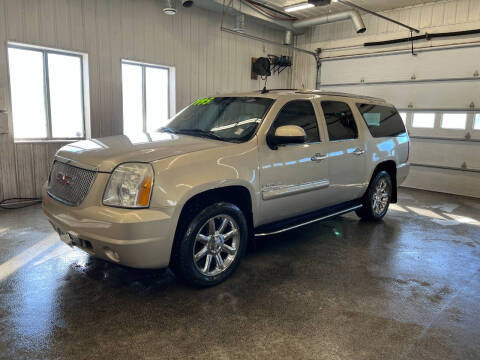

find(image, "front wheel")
[171,202,248,287]
[356,171,392,221]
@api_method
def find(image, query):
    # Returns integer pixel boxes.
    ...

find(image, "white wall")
[0,0,293,199]
[293,0,480,198]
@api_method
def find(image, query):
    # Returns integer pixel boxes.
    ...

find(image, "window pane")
[356,104,406,138]
[321,101,358,141]
[8,47,47,139]
[475,114,480,130]
[441,113,467,130]
[273,100,320,143]
[167,97,273,142]
[122,63,143,134]
[412,113,435,128]
[146,66,169,132]
[48,53,84,138]
[399,112,407,124]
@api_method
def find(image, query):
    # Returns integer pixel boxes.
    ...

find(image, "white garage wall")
[0,0,293,199]
[293,0,480,198]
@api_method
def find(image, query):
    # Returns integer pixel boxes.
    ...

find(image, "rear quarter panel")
[350,100,410,188]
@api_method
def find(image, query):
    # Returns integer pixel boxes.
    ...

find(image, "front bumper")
[42,185,175,269]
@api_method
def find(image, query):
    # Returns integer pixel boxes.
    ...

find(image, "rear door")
[317,99,367,203]
[258,99,331,225]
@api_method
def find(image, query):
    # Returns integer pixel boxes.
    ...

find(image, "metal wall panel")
[0,0,293,199]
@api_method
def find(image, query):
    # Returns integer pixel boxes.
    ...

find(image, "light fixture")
[163,0,177,15]
[284,2,315,12]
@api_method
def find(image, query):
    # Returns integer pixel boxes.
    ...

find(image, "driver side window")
[272,100,320,143]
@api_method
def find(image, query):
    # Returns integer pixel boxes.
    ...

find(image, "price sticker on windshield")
[193,97,215,105]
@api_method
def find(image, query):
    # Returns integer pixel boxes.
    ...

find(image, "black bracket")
[410,31,417,56]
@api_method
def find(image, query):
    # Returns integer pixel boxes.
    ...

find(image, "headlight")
[103,163,154,208]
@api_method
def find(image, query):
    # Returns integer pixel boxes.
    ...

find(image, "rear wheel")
[356,171,392,221]
[171,202,247,287]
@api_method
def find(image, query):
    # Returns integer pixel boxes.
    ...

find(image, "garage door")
[318,45,480,198]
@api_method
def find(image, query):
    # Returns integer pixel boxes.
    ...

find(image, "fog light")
[104,248,120,263]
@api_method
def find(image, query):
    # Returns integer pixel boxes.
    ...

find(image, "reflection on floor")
[0,188,479,359]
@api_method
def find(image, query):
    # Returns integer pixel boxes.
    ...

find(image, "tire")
[171,202,248,287]
[355,171,393,221]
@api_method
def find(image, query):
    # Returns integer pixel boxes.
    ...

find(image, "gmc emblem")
[56,172,72,186]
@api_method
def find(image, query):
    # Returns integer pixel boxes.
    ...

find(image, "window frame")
[121,59,176,134]
[7,42,89,142]
[320,100,359,142]
[268,99,322,146]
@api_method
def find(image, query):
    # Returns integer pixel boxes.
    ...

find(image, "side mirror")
[267,125,306,149]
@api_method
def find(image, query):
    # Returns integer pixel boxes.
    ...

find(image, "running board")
[254,203,362,237]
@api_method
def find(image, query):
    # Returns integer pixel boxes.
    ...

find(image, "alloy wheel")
[192,214,240,276]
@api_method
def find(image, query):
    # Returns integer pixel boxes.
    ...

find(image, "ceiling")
[271,0,441,19]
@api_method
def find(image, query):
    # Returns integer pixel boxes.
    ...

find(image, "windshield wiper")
[174,128,226,142]
[159,127,178,134]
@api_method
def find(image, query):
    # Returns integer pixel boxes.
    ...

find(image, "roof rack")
[295,90,387,102]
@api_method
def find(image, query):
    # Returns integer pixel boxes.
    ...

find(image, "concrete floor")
[0,188,479,360]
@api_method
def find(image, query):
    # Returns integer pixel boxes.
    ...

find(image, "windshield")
[161,97,274,142]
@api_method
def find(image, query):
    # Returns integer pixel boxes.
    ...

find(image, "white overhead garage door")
[318,45,480,198]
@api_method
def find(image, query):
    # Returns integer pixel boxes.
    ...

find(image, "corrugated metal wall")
[0,0,293,200]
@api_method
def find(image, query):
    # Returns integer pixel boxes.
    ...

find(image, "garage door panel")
[410,141,480,169]
[318,81,480,109]
[402,167,480,198]
[321,46,480,85]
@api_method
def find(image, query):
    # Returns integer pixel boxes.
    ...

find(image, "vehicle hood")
[55,132,225,172]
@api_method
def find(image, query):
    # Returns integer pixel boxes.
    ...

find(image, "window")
[7,44,86,140]
[122,60,173,135]
[475,114,480,130]
[272,100,320,143]
[441,113,467,130]
[321,101,358,141]
[412,112,435,128]
[166,97,274,142]
[356,104,406,138]
[399,112,407,124]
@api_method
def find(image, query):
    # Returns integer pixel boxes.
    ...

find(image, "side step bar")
[254,204,362,237]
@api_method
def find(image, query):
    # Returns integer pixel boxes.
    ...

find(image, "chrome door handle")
[353,148,365,156]
[311,153,327,162]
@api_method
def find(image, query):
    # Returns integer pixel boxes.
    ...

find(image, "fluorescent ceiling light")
[284,2,315,12]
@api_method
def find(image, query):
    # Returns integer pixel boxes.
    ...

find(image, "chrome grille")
[47,161,97,206]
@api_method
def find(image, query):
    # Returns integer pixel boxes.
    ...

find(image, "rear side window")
[321,101,358,141]
[357,104,407,137]
[272,100,320,143]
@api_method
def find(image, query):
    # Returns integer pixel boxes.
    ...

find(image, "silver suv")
[43,90,410,286]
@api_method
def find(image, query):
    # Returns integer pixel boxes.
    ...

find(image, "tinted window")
[357,104,407,137]
[321,101,358,141]
[272,100,320,143]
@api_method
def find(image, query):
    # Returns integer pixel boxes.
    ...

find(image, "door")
[258,99,330,225]
[318,99,367,203]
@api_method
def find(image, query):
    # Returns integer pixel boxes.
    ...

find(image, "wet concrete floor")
[0,188,479,359]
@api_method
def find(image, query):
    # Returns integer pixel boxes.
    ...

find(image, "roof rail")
[262,88,300,92]
[296,90,387,102]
